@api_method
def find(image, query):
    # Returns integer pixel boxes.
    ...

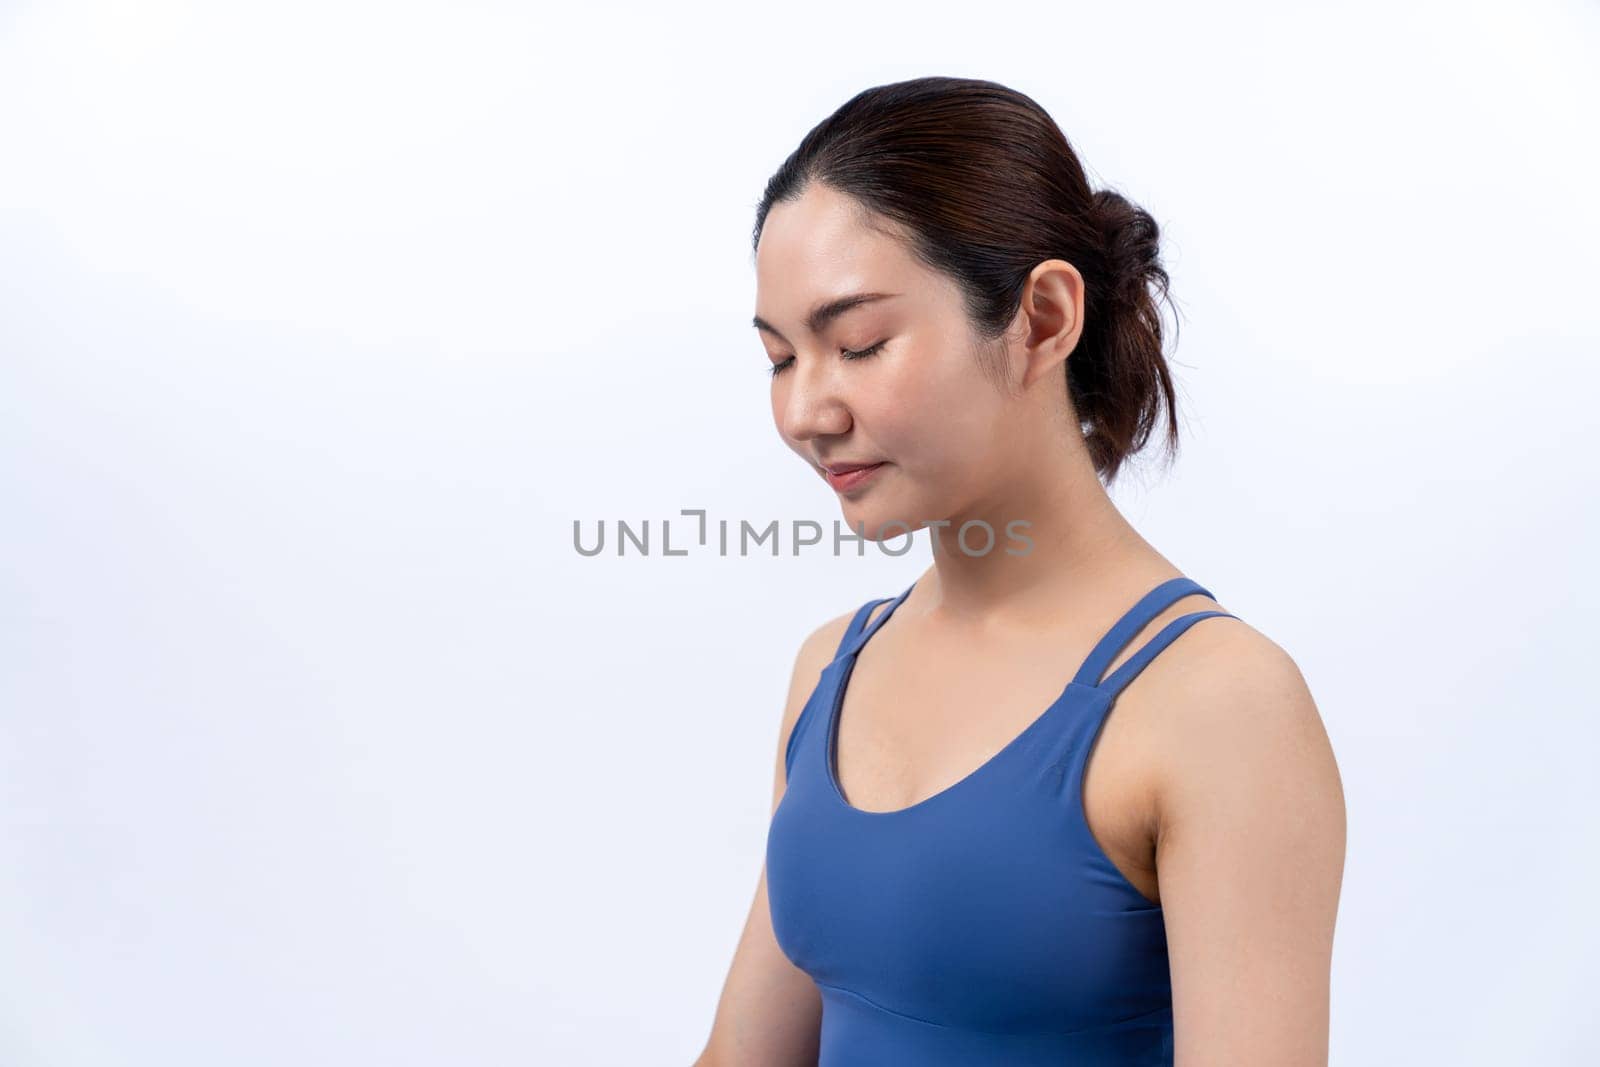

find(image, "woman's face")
[754,183,1027,541]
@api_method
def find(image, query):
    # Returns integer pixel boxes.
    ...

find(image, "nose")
[777,357,852,444]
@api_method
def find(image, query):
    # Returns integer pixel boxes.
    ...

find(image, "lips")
[820,460,884,475]
[820,461,887,493]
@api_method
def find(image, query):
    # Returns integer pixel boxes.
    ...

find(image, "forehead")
[754,185,920,307]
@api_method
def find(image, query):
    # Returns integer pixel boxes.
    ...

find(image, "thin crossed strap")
[834,595,894,660]
[836,583,915,661]
[1071,577,1239,699]
[790,596,895,780]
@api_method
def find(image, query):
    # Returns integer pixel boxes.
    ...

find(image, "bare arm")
[692,610,855,1066]
[1157,632,1347,1066]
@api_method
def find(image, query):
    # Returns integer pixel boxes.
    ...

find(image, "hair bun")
[1091,188,1164,310]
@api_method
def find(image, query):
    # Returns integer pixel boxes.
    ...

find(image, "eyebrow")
[752,291,899,345]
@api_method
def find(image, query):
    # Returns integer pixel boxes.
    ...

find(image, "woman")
[695,77,1345,1066]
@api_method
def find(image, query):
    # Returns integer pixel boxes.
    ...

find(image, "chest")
[830,629,1162,897]
[766,652,1173,1038]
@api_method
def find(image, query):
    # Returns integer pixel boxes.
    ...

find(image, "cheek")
[881,367,993,462]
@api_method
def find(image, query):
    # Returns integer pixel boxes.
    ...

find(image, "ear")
[1015,259,1086,390]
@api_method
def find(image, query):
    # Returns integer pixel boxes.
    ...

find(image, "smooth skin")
[695,182,1345,1065]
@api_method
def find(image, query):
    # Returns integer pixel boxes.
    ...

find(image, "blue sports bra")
[765,576,1238,1064]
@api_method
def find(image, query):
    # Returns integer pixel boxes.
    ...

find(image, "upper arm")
[1154,632,1346,1067]
[694,609,856,1067]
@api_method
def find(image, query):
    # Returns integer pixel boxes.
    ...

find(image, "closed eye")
[768,339,888,379]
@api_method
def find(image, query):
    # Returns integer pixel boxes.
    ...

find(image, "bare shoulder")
[1152,617,1350,1062]
[1148,616,1344,827]
[1148,615,1346,1061]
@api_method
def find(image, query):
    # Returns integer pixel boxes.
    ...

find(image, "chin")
[840,499,922,542]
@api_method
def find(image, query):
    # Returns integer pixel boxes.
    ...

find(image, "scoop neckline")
[823,582,1107,818]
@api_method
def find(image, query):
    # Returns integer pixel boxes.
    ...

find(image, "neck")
[913,436,1176,629]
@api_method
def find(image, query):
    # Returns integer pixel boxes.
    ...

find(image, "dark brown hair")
[752,76,1182,486]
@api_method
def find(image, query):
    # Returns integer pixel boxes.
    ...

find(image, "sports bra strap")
[1071,577,1225,690]
[835,596,893,660]
[837,582,917,660]
[1097,609,1237,698]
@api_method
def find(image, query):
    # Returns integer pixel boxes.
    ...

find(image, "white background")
[2,1,1596,1063]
